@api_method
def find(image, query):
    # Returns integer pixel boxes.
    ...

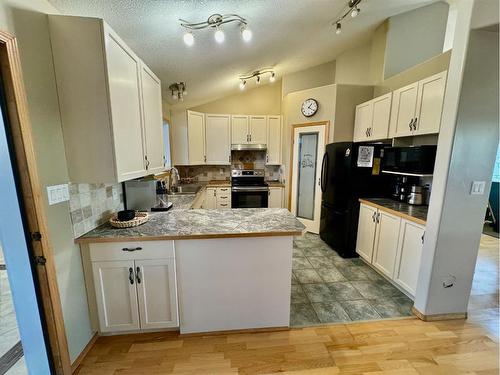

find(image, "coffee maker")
[392,176,410,202]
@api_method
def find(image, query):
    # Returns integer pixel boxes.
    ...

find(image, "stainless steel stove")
[231,169,269,208]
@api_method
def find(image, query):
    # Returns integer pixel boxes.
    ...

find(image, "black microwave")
[382,145,437,176]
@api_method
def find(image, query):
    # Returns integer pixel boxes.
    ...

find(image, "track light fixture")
[333,0,362,36]
[169,82,187,101]
[238,69,276,89]
[180,13,251,46]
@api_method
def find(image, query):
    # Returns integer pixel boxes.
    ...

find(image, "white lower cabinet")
[393,219,425,297]
[356,203,424,300]
[372,211,401,278]
[90,242,178,333]
[268,187,284,208]
[204,187,231,209]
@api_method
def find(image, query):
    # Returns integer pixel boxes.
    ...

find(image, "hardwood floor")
[75,235,499,374]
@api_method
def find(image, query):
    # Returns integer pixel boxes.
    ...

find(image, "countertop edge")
[75,229,305,244]
[359,198,427,226]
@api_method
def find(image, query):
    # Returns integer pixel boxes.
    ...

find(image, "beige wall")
[191,82,282,115]
[0,0,93,362]
[334,42,373,85]
[281,61,336,97]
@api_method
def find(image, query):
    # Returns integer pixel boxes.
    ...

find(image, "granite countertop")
[267,181,285,188]
[76,208,306,243]
[167,194,198,210]
[207,180,231,187]
[359,198,428,225]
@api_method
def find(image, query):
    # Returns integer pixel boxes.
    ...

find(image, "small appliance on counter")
[392,176,410,202]
[124,179,173,212]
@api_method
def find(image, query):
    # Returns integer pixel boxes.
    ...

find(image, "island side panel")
[175,236,293,334]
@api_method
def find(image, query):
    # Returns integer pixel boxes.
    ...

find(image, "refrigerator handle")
[320,152,328,193]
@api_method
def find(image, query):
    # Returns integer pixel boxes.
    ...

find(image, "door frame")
[0,31,71,374]
[288,121,330,223]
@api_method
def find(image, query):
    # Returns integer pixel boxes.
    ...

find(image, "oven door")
[231,187,269,208]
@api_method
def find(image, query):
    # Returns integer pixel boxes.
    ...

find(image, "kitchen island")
[77,208,305,334]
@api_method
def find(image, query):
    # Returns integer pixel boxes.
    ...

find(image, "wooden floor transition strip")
[0,341,23,375]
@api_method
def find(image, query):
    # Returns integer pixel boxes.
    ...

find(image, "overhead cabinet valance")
[49,16,164,183]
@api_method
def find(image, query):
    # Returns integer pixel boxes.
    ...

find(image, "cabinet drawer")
[216,202,231,209]
[216,187,230,194]
[89,241,175,262]
[216,194,231,201]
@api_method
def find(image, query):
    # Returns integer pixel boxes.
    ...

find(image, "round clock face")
[301,98,318,117]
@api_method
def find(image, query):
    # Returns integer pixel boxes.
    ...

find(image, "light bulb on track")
[241,26,252,42]
[335,22,342,35]
[183,31,194,46]
[351,7,359,17]
[269,72,276,83]
[214,27,225,43]
[239,80,246,90]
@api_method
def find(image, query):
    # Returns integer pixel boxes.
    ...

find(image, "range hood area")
[231,143,267,151]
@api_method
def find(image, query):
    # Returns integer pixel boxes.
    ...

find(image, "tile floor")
[290,232,414,326]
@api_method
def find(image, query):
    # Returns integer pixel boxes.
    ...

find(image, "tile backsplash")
[69,183,124,238]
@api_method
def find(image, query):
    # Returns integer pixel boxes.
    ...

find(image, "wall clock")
[301,98,319,117]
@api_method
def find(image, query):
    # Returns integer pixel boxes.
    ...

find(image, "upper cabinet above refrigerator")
[49,16,164,183]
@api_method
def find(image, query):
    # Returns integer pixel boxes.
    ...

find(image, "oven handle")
[232,186,269,192]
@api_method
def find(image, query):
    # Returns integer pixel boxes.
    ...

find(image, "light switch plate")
[470,181,486,195]
[47,184,70,205]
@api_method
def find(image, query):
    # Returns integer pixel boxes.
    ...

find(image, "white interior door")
[290,125,326,233]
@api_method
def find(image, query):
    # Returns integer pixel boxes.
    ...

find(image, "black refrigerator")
[319,142,389,258]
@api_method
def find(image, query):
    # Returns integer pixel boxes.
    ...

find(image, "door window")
[296,132,318,220]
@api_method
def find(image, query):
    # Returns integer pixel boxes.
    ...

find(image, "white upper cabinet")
[353,93,392,142]
[391,71,447,138]
[205,114,231,165]
[266,116,282,165]
[140,63,164,174]
[187,110,206,165]
[48,16,164,182]
[231,115,249,144]
[249,116,268,144]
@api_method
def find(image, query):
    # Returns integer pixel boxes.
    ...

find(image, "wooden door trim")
[0,31,71,374]
[287,121,330,211]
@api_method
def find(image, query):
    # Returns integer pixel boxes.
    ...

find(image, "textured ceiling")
[47,0,437,107]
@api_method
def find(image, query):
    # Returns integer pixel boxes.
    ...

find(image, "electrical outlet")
[470,181,486,195]
[47,184,69,205]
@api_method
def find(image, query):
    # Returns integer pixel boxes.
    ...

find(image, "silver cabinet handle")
[128,267,134,285]
[413,117,418,131]
[421,232,425,244]
[409,118,413,131]
[372,212,376,222]
[122,247,142,252]
[136,266,141,284]
[144,156,150,170]
[376,212,380,223]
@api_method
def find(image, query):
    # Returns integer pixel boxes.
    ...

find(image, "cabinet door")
[136,259,178,329]
[104,28,146,181]
[353,101,373,142]
[267,116,282,165]
[372,211,401,278]
[415,71,447,135]
[268,187,283,208]
[370,93,392,140]
[249,115,267,144]
[231,115,249,144]
[392,82,418,137]
[205,114,231,165]
[140,63,164,174]
[92,260,140,333]
[204,188,217,209]
[355,204,378,262]
[394,220,425,297]
[187,110,206,165]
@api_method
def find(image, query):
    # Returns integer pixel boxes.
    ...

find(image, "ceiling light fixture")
[332,0,362,36]
[238,69,276,89]
[169,82,187,101]
[180,13,251,45]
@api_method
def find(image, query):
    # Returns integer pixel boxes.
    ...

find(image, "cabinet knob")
[128,267,134,285]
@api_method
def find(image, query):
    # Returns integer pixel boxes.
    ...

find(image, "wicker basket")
[109,212,149,228]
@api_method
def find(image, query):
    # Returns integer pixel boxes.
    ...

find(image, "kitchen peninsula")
[76,208,305,334]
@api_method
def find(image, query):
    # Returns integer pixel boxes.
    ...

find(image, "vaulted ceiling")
[47,0,438,107]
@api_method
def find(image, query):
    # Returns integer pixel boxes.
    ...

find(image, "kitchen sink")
[169,185,201,195]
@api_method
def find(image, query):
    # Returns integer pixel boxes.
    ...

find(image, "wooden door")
[394,220,425,297]
[104,27,146,181]
[249,115,267,144]
[187,110,205,165]
[205,114,231,165]
[370,93,392,140]
[140,63,164,174]
[392,82,419,137]
[353,101,373,142]
[372,210,401,278]
[204,188,217,209]
[266,116,282,165]
[231,115,249,144]
[355,204,378,262]
[415,71,447,135]
[92,260,140,333]
[268,187,283,208]
[136,259,178,329]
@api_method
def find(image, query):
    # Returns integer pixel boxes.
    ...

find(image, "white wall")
[0,0,93,362]
[415,0,499,315]
[281,61,335,98]
[384,2,449,78]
